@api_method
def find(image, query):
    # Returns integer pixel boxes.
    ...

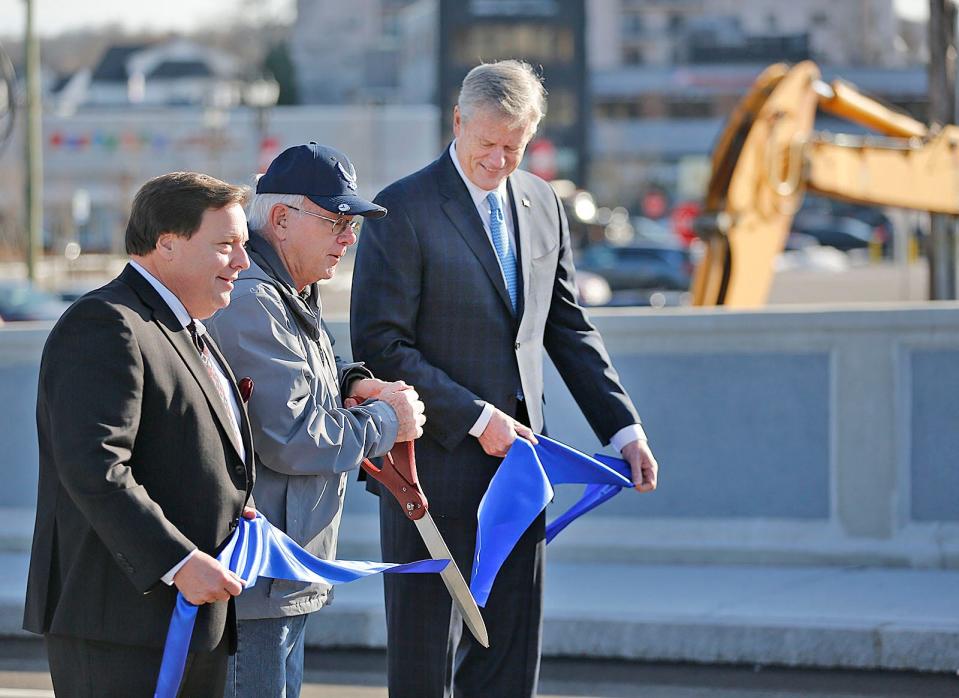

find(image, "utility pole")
[24,0,42,282]
[928,0,958,299]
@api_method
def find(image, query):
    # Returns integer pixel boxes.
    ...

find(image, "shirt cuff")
[161,549,197,586]
[468,402,495,438]
[610,424,647,452]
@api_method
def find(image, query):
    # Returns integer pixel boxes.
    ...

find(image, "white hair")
[457,60,547,129]
[246,192,304,233]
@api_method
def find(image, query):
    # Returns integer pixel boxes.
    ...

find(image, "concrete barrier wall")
[3,303,958,568]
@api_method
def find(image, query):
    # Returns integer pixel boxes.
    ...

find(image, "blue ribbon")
[154,514,448,698]
[470,436,634,607]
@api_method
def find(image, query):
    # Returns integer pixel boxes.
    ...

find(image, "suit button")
[234,466,245,476]
[514,342,520,350]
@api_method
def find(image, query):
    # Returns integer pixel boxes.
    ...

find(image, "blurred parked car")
[632,216,682,247]
[575,243,693,296]
[0,280,70,322]
[792,197,892,255]
[58,283,98,303]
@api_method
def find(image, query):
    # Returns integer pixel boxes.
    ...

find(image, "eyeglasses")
[285,205,359,236]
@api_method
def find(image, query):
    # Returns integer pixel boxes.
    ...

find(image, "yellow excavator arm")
[692,60,959,307]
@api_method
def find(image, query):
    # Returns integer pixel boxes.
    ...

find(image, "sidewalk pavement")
[308,557,959,673]
[0,511,955,673]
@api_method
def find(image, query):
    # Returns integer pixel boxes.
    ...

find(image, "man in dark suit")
[24,172,256,697]
[351,60,660,698]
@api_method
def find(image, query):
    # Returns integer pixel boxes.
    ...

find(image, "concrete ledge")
[541,617,959,672]
[305,604,387,648]
[5,506,959,568]
[6,307,959,570]
[307,601,959,673]
[4,306,959,673]
[333,515,959,570]
[0,509,37,554]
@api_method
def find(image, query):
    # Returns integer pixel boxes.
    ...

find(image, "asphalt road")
[0,640,954,697]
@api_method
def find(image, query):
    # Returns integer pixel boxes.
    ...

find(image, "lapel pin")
[522,198,531,208]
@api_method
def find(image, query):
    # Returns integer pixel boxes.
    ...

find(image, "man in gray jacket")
[207,143,425,698]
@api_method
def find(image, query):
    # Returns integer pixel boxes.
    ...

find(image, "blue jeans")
[225,614,309,698]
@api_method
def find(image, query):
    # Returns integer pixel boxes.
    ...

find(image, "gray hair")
[457,60,547,129]
[246,192,304,232]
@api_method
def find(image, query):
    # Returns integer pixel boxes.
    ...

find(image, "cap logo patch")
[336,161,358,191]
[338,203,350,212]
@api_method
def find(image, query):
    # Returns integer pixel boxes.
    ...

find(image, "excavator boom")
[692,61,954,307]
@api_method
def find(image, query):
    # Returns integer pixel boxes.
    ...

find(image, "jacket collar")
[436,148,522,320]
[246,231,298,293]
[246,230,323,341]
[118,263,250,466]
[118,263,181,331]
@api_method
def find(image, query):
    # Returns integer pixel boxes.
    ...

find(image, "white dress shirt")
[448,144,647,450]
[130,260,246,584]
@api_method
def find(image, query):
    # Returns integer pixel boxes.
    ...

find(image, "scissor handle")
[361,441,428,521]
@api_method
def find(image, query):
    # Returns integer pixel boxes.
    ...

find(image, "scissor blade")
[414,512,490,648]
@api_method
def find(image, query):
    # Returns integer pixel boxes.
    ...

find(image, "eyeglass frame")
[284,204,360,236]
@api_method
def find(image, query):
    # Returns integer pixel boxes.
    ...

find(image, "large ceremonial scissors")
[362,442,490,648]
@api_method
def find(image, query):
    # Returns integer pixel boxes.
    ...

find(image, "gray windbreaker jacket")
[207,231,398,618]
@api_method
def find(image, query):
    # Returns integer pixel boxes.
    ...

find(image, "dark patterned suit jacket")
[23,264,254,651]
[351,149,640,518]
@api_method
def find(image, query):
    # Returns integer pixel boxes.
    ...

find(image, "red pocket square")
[238,377,254,403]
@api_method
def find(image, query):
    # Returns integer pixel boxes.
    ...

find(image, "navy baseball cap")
[256,142,387,218]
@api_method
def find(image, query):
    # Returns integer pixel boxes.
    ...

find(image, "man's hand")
[343,378,393,408]
[621,439,658,492]
[376,382,426,441]
[173,551,245,605]
[477,407,538,457]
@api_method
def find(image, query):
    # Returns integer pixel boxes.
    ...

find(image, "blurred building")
[291,0,587,181]
[291,0,424,104]
[288,0,930,211]
[0,104,439,261]
[55,39,244,113]
[438,0,588,183]
[588,0,912,70]
[586,0,929,211]
[3,1,936,262]
[397,0,438,105]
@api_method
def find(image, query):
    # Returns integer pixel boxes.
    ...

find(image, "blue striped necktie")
[486,191,517,310]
